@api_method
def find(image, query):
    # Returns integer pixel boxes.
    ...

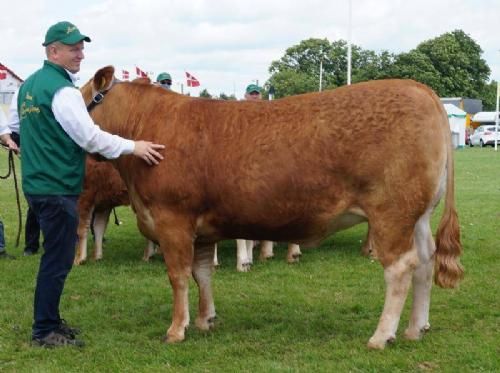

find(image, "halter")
[86,78,121,112]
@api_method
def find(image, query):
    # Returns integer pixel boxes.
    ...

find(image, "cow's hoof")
[162,333,185,344]
[367,335,395,350]
[287,254,301,263]
[404,323,430,341]
[196,315,217,331]
[237,262,251,272]
[260,254,274,261]
[73,258,85,266]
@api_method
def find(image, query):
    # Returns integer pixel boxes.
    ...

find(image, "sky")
[1,0,499,99]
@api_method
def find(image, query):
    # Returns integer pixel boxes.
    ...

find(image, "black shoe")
[31,330,85,348]
[23,249,39,256]
[58,319,81,339]
[0,251,16,259]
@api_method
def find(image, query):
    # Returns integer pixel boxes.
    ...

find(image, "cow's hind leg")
[286,243,301,263]
[193,243,217,331]
[259,240,274,260]
[367,227,418,349]
[404,212,435,340]
[92,208,111,261]
[236,239,252,272]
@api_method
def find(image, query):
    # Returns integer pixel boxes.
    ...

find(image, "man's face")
[245,91,261,101]
[49,41,85,73]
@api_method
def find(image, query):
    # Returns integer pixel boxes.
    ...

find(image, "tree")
[267,38,396,98]
[199,89,212,98]
[394,30,490,98]
[218,93,237,100]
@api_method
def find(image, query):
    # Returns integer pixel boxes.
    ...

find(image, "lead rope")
[0,148,22,247]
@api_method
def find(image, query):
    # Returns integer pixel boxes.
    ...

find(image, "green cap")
[42,21,91,46]
[246,84,261,94]
[156,72,172,82]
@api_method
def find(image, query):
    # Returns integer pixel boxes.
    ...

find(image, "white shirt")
[6,68,135,159]
[0,108,8,136]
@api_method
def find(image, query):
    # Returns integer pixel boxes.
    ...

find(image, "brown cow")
[81,66,463,349]
[74,156,155,265]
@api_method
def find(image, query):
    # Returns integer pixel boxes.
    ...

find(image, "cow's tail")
[434,135,464,288]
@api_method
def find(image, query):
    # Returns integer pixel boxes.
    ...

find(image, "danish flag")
[122,69,130,80]
[185,71,200,87]
[136,66,148,78]
[0,65,7,80]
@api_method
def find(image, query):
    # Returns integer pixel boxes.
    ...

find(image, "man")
[244,83,262,101]
[0,109,19,260]
[7,21,165,348]
[156,72,172,90]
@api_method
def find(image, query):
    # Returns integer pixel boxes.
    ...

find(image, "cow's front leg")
[159,228,194,343]
[259,240,274,260]
[193,243,217,331]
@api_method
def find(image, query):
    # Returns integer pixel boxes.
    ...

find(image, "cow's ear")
[93,66,115,91]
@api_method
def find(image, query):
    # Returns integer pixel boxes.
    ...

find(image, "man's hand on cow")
[133,141,165,165]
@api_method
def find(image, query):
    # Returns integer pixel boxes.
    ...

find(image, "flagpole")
[347,0,352,85]
[495,79,499,151]
[319,57,323,92]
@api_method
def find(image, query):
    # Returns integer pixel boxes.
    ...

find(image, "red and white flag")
[122,69,130,80]
[136,66,148,78]
[0,65,7,80]
[185,71,200,87]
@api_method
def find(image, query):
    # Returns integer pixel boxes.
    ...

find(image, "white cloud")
[1,0,499,99]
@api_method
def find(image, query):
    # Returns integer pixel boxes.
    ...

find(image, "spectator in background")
[244,84,262,101]
[156,72,172,90]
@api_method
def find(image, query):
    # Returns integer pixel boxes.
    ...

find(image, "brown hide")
[82,69,453,267]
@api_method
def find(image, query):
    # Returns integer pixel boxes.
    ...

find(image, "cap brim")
[60,33,91,45]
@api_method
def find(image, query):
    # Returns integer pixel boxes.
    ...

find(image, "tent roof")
[443,103,466,118]
[471,111,499,122]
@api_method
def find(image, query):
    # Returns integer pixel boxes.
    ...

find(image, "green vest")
[19,60,85,195]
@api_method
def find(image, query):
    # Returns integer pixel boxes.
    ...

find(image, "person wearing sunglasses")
[156,72,172,90]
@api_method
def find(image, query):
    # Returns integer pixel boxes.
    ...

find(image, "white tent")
[444,104,466,148]
[471,111,499,123]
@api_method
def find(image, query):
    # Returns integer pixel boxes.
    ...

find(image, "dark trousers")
[25,207,40,252]
[25,194,79,338]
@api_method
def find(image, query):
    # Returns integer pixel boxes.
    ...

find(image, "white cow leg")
[368,249,417,349]
[246,240,255,264]
[142,240,157,261]
[259,240,274,260]
[92,208,111,261]
[193,243,217,331]
[213,243,219,267]
[286,243,302,263]
[236,239,251,272]
[74,206,93,265]
[405,214,435,340]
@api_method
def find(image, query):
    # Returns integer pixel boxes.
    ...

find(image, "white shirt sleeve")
[0,108,9,136]
[6,89,20,135]
[52,86,135,159]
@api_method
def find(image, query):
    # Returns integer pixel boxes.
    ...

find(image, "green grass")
[0,147,499,372]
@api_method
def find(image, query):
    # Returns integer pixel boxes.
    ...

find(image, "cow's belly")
[298,207,368,247]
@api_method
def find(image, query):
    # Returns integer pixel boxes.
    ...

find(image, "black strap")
[86,91,106,112]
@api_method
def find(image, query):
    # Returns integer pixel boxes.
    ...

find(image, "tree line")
[202,29,497,110]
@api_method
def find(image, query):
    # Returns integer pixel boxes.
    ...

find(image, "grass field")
[0,147,498,372]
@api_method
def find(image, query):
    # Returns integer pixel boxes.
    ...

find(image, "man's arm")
[53,87,164,164]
